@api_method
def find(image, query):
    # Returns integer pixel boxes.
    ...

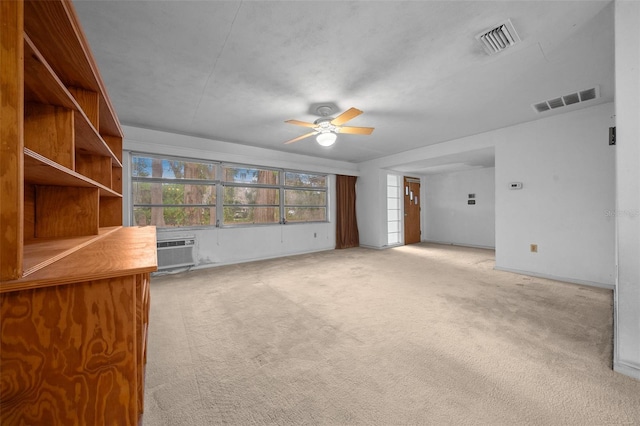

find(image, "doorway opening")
[404,176,421,245]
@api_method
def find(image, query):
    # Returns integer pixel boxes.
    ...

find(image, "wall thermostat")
[509,182,523,190]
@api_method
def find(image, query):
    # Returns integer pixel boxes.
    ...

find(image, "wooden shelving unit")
[0,1,157,424]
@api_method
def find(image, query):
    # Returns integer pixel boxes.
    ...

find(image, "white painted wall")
[153,221,335,268]
[357,127,497,249]
[357,102,615,288]
[423,167,495,248]
[495,103,615,288]
[356,164,387,248]
[122,126,356,268]
[613,0,640,380]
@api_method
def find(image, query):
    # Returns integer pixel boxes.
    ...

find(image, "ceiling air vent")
[531,86,600,114]
[476,19,521,56]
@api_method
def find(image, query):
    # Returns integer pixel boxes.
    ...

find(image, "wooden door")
[404,177,421,244]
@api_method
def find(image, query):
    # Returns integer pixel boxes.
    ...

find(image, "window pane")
[387,221,400,233]
[223,206,279,224]
[133,207,216,227]
[224,187,279,205]
[388,232,400,245]
[286,207,326,222]
[223,166,279,185]
[284,189,326,206]
[132,156,216,180]
[133,182,215,205]
[284,172,326,188]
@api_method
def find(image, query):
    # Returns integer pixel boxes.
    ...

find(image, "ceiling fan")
[284,106,374,146]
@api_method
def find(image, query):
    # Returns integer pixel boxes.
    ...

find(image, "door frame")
[403,176,421,245]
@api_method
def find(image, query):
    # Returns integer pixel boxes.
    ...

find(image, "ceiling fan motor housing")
[314,118,339,133]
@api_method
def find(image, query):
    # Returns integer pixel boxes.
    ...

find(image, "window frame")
[282,171,329,224]
[130,153,220,228]
[130,153,329,229]
[221,164,282,226]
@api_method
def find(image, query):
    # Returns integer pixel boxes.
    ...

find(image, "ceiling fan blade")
[285,119,317,128]
[330,107,363,126]
[284,131,318,144]
[339,126,375,135]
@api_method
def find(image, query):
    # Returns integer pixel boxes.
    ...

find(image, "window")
[387,174,402,245]
[131,153,328,228]
[222,166,280,225]
[132,155,218,227]
[284,172,328,223]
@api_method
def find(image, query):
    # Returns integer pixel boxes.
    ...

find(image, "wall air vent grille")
[531,86,600,114]
[579,88,597,101]
[548,97,565,109]
[476,19,521,56]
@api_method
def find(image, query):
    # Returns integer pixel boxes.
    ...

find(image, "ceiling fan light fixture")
[316,132,337,147]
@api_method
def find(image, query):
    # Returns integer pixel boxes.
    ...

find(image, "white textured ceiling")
[74,0,614,170]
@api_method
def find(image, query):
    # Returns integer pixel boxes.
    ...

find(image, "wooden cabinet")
[0,1,157,424]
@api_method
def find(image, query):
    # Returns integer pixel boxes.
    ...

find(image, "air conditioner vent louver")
[157,237,195,270]
[531,86,600,114]
[476,19,521,55]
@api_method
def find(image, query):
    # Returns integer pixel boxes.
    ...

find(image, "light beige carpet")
[143,243,640,425]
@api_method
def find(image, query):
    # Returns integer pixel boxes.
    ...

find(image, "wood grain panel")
[0,276,138,425]
[35,186,99,238]
[135,273,151,414]
[1,226,158,293]
[22,227,119,278]
[24,34,77,110]
[24,0,123,139]
[103,135,123,163]
[0,0,24,281]
[100,197,123,227]
[76,153,112,188]
[24,0,97,92]
[24,148,121,198]
[112,165,123,193]
[24,102,74,170]
[2,2,150,424]
[74,109,120,165]
[99,96,123,139]
[24,183,36,241]
[69,87,99,129]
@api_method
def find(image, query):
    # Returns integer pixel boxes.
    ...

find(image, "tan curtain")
[336,175,360,249]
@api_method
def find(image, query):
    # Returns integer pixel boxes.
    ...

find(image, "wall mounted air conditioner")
[156,237,195,270]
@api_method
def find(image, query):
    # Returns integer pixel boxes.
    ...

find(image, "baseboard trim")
[423,240,495,250]
[493,266,614,290]
[614,360,640,380]
[164,247,335,273]
[359,244,387,250]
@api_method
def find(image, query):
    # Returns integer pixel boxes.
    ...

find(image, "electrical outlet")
[530,244,538,253]
[314,232,317,238]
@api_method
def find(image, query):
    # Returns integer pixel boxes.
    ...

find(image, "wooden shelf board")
[24,0,123,144]
[1,226,158,293]
[99,95,124,138]
[24,148,122,198]
[22,227,120,277]
[23,0,122,138]
[24,34,78,110]
[24,0,96,91]
[23,33,122,167]
[74,109,122,167]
